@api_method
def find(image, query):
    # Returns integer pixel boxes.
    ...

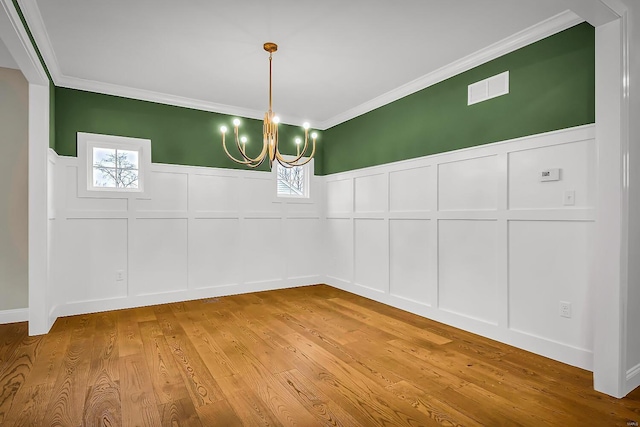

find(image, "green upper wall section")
[55,88,318,171]
[53,22,593,174]
[321,22,595,175]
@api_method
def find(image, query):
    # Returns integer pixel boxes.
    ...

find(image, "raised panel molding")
[355,174,387,213]
[323,124,596,371]
[354,218,388,293]
[390,166,432,212]
[389,219,432,305]
[326,218,353,283]
[438,219,499,325]
[48,125,596,373]
[438,155,498,211]
[326,179,353,215]
[49,157,323,320]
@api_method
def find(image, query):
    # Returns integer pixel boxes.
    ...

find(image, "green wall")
[321,22,595,175]
[53,22,594,175]
[55,88,318,171]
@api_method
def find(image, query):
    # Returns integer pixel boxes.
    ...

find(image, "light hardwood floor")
[0,284,639,426]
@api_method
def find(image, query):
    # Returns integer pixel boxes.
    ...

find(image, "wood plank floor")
[1,285,639,426]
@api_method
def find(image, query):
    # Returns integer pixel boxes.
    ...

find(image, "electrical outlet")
[116,270,125,281]
[563,190,575,206]
[559,301,572,318]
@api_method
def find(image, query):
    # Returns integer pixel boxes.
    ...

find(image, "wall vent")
[468,71,509,105]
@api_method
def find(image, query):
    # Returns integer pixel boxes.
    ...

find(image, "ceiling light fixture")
[221,42,318,169]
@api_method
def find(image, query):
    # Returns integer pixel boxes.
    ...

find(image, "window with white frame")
[77,132,151,198]
[275,157,312,199]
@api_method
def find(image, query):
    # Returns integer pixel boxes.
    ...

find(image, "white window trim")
[273,156,315,203]
[77,132,152,199]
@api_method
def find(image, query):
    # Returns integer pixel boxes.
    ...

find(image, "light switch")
[563,190,575,206]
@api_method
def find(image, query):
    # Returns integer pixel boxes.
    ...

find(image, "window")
[92,147,139,189]
[275,157,312,199]
[77,133,151,198]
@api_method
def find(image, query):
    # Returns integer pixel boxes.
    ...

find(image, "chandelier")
[220,42,318,169]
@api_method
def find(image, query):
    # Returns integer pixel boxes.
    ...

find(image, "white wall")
[49,157,324,322]
[323,124,596,370]
[623,0,640,393]
[33,123,611,377]
[0,66,28,314]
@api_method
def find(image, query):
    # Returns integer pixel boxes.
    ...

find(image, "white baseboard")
[324,278,593,371]
[626,363,640,395]
[0,308,29,324]
[48,277,322,323]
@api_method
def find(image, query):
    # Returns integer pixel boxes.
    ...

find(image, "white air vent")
[468,71,509,105]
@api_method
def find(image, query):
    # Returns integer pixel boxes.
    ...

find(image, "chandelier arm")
[275,138,316,167]
[234,127,269,164]
[274,129,309,167]
[222,133,254,165]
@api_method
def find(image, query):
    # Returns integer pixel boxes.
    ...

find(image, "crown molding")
[55,73,311,127]
[318,10,584,130]
[16,0,61,82]
[18,2,582,131]
[0,0,48,84]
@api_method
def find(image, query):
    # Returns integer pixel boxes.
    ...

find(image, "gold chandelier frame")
[221,42,318,169]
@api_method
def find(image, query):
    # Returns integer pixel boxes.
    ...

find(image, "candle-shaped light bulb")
[303,122,310,130]
[311,132,318,139]
[240,135,247,153]
[295,137,302,155]
[233,118,241,127]
[273,116,280,124]
[220,126,228,133]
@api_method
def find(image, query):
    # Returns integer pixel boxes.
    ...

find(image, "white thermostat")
[539,168,560,182]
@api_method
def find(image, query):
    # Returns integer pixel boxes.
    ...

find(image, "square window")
[91,147,140,189]
[277,164,305,196]
[275,156,313,199]
[77,133,151,198]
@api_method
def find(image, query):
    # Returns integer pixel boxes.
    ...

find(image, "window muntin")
[92,147,140,189]
[275,156,312,199]
[277,163,305,196]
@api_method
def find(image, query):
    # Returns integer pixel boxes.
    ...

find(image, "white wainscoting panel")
[326,218,353,283]
[390,166,432,212]
[189,218,241,289]
[508,220,592,350]
[326,179,352,215]
[49,158,323,321]
[323,124,596,370]
[389,219,432,305]
[57,218,128,302]
[137,171,188,212]
[354,218,388,292]
[190,174,240,213]
[355,174,387,213]
[242,218,284,284]
[438,155,498,211]
[285,218,322,279]
[508,140,595,210]
[438,219,498,324]
[131,218,189,295]
[242,177,279,212]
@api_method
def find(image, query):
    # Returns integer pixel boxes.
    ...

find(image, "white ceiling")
[24,0,579,128]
